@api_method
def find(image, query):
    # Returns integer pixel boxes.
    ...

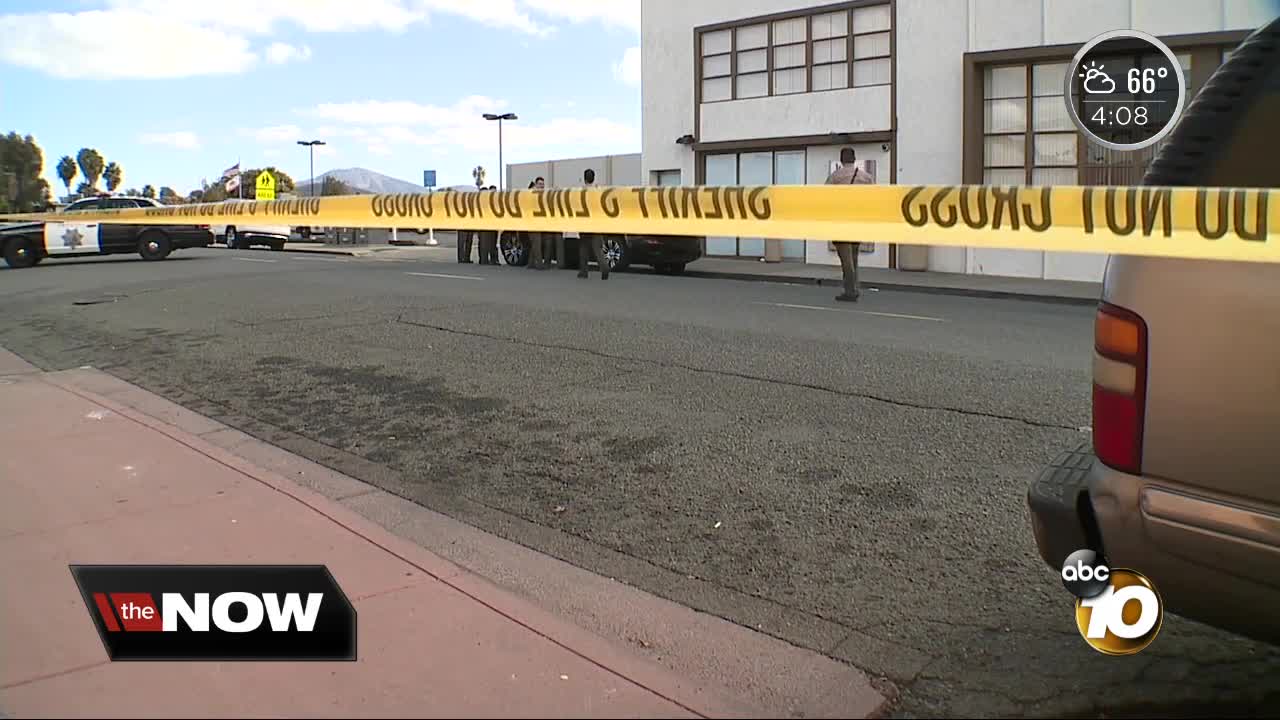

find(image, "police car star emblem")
[62,228,83,248]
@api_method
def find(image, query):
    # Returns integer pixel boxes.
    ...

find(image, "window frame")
[696,0,892,103]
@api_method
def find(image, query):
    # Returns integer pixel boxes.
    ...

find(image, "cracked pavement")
[2,249,1278,718]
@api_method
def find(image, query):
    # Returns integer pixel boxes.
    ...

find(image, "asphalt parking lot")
[2,249,1278,718]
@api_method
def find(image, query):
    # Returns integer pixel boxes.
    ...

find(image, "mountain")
[296,167,431,195]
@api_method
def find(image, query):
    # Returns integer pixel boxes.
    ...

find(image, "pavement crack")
[393,316,1078,431]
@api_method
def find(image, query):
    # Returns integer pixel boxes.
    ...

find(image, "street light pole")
[296,139,326,197]
[482,113,517,190]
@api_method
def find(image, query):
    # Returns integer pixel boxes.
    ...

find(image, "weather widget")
[1065,29,1187,151]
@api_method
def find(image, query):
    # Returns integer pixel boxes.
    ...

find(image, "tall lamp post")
[482,113,517,190]
[296,139,326,196]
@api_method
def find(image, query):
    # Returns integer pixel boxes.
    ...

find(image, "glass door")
[704,154,738,256]
[736,152,772,257]
[773,151,806,259]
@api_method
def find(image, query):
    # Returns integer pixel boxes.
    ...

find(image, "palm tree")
[104,162,123,192]
[56,156,77,198]
[76,148,104,191]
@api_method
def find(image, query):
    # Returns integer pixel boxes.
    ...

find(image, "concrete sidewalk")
[0,349,793,719]
[683,257,1101,305]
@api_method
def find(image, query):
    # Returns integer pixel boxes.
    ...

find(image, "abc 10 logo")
[1061,549,1164,655]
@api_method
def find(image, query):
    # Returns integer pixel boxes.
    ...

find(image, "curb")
[683,270,1100,306]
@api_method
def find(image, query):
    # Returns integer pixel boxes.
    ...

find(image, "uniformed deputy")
[526,177,549,270]
[577,169,608,280]
[457,227,475,263]
[478,186,501,265]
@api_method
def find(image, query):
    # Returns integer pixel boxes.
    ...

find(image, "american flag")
[221,163,240,181]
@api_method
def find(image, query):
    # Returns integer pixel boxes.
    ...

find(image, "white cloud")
[367,142,393,156]
[308,96,507,126]
[266,42,312,64]
[0,9,254,79]
[612,46,640,87]
[238,125,303,144]
[0,0,637,80]
[138,131,201,150]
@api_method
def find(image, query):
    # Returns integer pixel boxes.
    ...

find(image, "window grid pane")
[772,17,806,45]
[703,54,730,78]
[1032,96,1072,131]
[812,62,848,91]
[813,37,847,64]
[853,4,891,33]
[812,10,849,40]
[854,31,890,59]
[773,67,805,95]
[1034,132,1077,166]
[986,168,1027,185]
[985,98,1027,132]
[702,29,730,55]
[853,58,891,86]
[985,65,1027,99]
[736,23,767,50]
[984,135,1026,167]
[1033,167,1078,185]
[773,43,805,69]
[1032,62,1068,96]
[737,48,767,73]
[703,77,731,102]
[736,71,768,98]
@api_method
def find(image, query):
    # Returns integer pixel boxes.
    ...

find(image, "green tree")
[104,161,123,192]
[0,133,53,212]
[56,155,77,197]
[200,178,227,203]
[75,181,93,197]
[158,186,182,204]
[321,176,354,196]
[122,187,140,197]
[187,188,204,203]
[75,147,105,191]
[140,184,156,199]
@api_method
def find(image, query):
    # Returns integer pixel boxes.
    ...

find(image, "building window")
[704,150,807,259]
[698,2,892,102]
[652,170,681,187]
[982,51,1194,187]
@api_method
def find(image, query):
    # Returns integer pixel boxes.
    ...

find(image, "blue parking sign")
[423,170,436,187]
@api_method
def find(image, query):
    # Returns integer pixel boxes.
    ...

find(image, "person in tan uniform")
[826,147,874,302]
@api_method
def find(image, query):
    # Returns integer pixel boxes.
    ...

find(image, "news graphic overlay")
[70,565,356,661]
[1060,549,1163,655]
[1065,29,1187,152]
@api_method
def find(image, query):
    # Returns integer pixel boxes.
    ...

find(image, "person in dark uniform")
[478,186,501,265]
[457,226,475,263]
[577,169,607,280]
[526,177,549,269]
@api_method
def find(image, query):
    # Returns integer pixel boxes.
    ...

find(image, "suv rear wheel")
[3,236,39,269]
[138,231,172,261]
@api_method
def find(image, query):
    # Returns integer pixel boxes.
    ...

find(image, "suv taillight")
[1092,301,1148,474]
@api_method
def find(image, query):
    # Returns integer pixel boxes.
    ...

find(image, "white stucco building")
[507,153,641,190]
[641,0,1276,280]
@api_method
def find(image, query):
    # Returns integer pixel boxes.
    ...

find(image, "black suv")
[498,231,702,274]
[1,195,214,269]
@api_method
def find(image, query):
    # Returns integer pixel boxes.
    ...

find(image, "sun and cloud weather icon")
[1079,60,1116,94]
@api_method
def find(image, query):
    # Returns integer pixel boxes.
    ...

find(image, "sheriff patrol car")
[1,195,214,269]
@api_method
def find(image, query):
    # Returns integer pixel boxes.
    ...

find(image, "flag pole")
[237,158,242,199]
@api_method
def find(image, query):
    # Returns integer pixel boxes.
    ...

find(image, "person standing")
[825,147,874,302]
[525,178,548,270]
[457,226,475,263]
[577,169,608,280]
[478,186,501,265]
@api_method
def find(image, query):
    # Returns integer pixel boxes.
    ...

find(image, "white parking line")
[405,271,484,281]
[755,302,946,322]
[233,257,278,263]
[292,255,343,261]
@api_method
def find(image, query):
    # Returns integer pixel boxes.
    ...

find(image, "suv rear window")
[65,199,100,212]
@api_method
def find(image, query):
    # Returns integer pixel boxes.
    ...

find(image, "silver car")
[1028,19,1280,645]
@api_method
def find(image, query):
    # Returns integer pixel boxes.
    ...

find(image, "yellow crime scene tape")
[1,184,1275,264]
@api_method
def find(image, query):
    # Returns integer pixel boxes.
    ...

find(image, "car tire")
[270,239,285,251]
[225,227,238,249]
[601,235,630,272]
[3,236,38,269]
[138,231,172,261]
[655,262,686,276]
[500,231,529,267]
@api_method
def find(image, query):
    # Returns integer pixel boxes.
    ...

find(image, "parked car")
[210,199,290,250]
[1,195,213,269]
[498,231,702,275]
[1027,21,1280,647]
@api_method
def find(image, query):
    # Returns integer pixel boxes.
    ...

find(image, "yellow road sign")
[255,171,276,201]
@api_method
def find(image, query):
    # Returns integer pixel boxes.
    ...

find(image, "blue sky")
[1,0,641,197]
